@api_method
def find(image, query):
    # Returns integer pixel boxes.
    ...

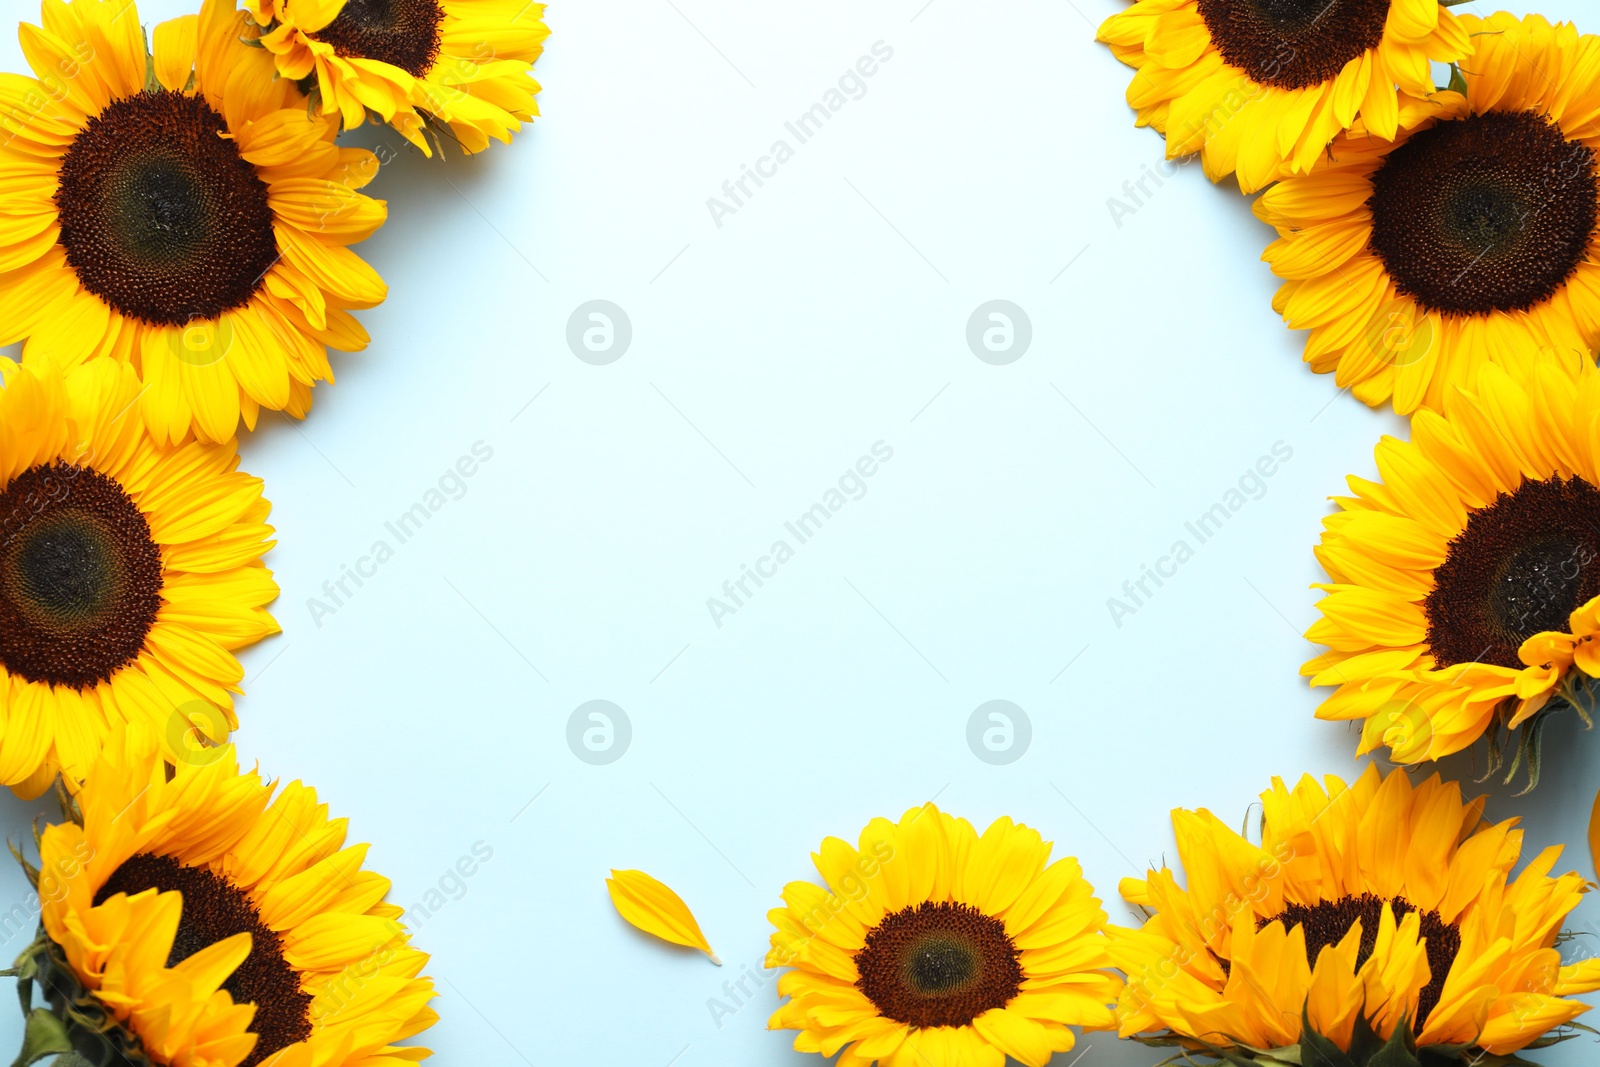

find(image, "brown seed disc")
[1368,111,1597,316]
[1259,893,1460,1027]
[1423,476,1600,670]
[1194,0,1391,91]
[0,464,162,689]
[312,0,446,79]
[854,900,1023,1029]
[96,853,313,1067]
[54,90,278,327]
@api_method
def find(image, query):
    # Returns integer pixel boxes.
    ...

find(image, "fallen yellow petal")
[606,869,721,964]
[1590,788,1600,883]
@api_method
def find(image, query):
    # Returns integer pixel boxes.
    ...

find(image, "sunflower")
[1095,0,1468,193]
[0,357,278,799]
[0,0,388,446]
[17,722,436,1067]
[1111,765,1600,1062]
[765,802,1122,1067]
[1256,12,1600,414]
[1303,351,1600,779]
[249,0,548,156]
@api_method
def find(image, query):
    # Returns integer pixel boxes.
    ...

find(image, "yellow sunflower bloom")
[1304,351,1600,779]
[1096,0,1468,193]
[1256,12,1600,414]
[21,722,436,1067]
[766,803,1122,1067]
[249,0,548,156]
[1112,765,1600,1062]
[0,357,278,799]
[0,0,388,445]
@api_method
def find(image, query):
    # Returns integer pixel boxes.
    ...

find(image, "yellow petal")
[284,0,346,33]
[153,15,198,93]
[1589,787,1600,883]
[606,869,719,963]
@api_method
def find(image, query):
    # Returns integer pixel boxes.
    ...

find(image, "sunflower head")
[1255,12,1600,413]
[1095,0,1470,192]
[250,0,548,156]
[1303,351,1600,783]
[0,0,388,445]
[26,722,436,1067]
[1110,765,1600,1062]
[0,357,278,799]
[766,803,1121,1067]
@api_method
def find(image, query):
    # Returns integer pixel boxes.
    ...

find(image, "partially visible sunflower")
[16,722,435,1067]
[0,357,278,799]
[1256,12,1600,414]
[1096,0,1468,193]
[766,803,1122,1067]
[0,0,388,445]
[1111,765,1600,1063]
[1304,351,1600,780]
[249,0,548,156]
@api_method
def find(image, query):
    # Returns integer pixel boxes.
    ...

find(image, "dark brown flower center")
[0,464,162,689]
[1368,111,1598,316]
[1424,476,1600,670]
[312,0,445,79]
[854,901,1022,1029]
[55,90,278,327]
[1260,894,1460,1028]
[96,853,312,1067]
[1194,0,1391,90]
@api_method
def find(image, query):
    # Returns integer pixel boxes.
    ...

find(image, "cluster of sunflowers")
[752,776,1600,1067]
[739,4,1600,1067]
[1096,0,1600,777]
[0,0,546,1062]
[7,0,1600,1063]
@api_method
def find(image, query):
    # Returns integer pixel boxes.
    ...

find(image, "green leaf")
[10,1009,71,1067]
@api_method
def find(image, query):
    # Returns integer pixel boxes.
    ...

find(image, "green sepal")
[5,929,152,1067]
[1366,1014,1420,1067]
[1345,1011,1389,1064]
[1299,1006,1356,1067]
[11,1009,72,1067]
[1477,677,1597,794]
[1133,1006,1578,1067]
[1445,63,1468,95]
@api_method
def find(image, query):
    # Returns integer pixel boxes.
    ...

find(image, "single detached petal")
[1589,788,1600,884]
[607,870,720,963]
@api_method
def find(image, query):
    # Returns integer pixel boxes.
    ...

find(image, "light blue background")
[2,0,1600,1063]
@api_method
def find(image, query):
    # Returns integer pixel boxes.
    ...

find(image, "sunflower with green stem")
[1304,350,1600,789]
[10,722,436,1067]
[1111,764,1600,1066]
